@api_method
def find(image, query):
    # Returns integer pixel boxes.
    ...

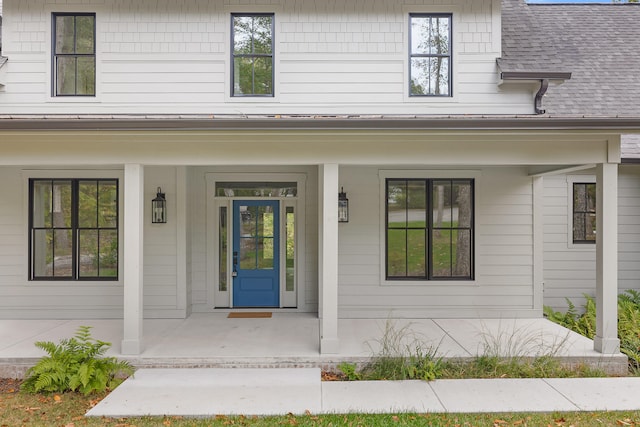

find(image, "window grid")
[231,13,275,97]
[386,178,474,281]
[409,13,452,97]
[29,179,118,281]
[52,13,96,97]
[572,182,596,244]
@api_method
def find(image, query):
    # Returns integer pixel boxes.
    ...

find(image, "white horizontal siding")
[337,166,536,318]
[542,166,640,313]
[0,0,534,115]
[0,166,183,319]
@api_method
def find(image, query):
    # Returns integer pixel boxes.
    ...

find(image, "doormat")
[227,312,272,318]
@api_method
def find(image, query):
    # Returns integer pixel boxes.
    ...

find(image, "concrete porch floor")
[0,313,628,377]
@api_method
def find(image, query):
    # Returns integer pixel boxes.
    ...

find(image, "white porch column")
[594,162,620,354]
[532,176,544,312]
[318,164,340,354]
[121,164,145,355]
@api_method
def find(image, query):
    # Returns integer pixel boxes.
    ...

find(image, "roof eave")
[0,116,639,132]
[500,71,572,82]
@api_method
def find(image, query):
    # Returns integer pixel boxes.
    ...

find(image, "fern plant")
[545,290,640,373]
[21,325,134,395]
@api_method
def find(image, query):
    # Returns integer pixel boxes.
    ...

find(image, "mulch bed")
[321,371,346,381]
[0,378,21,394]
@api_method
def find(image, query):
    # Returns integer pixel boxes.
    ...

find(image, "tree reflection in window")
[409,14,451,96]
[30,179,118,280]
[53,13,96,96]
[232,14,274,96]
[573,183,596,243]
[386,178,473,280]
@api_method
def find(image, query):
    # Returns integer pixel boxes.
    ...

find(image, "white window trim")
[22,169,124,285]
[205,172,306,310]
[378,169,480,286]
[402,5,460,103]
[224,5,281,103]
[566,174,596,250]
[45,5,103,103]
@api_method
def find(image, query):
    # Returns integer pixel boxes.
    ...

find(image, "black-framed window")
[409,13,452,97]
[29,179,118,280]
[52,13,96,96]
[573,182,596,244]
[386,179,473,280]
[231,13,274,97]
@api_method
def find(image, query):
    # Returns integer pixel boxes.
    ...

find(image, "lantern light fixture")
[338,187,349,223]
[152,187,167,224]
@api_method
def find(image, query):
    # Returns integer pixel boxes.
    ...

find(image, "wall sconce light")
[338,187,349,223]
[152,187,167,224]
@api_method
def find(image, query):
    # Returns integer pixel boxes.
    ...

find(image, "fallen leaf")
[617,420,633,426]
[392,415,400,422]
[65,423,75,427]
[54,395,62,402]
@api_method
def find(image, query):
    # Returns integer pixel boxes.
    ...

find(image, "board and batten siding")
[337,166,536,318]
[0,0,534,115]
[542,166,640,313]
[0,166,185,319]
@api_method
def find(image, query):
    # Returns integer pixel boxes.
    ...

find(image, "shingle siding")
[0,0,529,115]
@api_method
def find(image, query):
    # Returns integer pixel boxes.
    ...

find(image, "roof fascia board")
[500,71,572,81]
[0,117,639,132]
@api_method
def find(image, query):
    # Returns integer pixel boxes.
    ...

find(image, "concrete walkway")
[87,368,640,417]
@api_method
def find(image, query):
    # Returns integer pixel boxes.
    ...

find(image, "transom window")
[29,179,118,280]
[573,182,596,244]
[52,13,96,96]
[409,13,452,97]
[386,178,473,280]
[231,13,274,97]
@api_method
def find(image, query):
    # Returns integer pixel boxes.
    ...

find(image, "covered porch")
[0,315,628,378]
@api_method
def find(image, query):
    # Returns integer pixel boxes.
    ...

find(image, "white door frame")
[205,173,307,310]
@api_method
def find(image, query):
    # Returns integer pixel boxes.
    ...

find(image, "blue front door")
[233,200,280,307]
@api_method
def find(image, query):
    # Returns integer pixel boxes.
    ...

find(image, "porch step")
[0,351,628,379]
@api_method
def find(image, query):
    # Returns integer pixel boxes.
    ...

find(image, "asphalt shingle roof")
[501,0,640,118]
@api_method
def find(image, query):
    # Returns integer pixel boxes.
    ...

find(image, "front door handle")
[232,251,238,277]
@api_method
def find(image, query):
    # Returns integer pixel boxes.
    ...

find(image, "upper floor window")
[231,13,274,97]
[52,13,96,96]
[573,182,596,244]
[386,178,473,280]
[29,179,118,280]
[409,14,452,97]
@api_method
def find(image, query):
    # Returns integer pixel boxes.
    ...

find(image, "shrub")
[545,290,640,373]
[337,362,361,381]
[361,319,444,381]
[21,325,134,395]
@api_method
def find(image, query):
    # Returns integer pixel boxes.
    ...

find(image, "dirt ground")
[0,378,21,394]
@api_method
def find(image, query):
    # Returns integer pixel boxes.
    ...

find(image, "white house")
[0,0,637,356]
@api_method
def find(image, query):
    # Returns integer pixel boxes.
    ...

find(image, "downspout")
[498,67,571,115]
[534,79,549,115]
